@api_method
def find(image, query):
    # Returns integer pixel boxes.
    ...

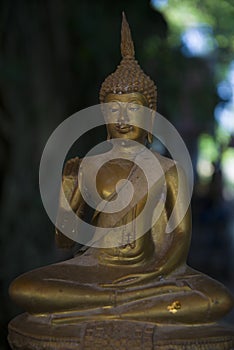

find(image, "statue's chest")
[82,158,148,210]
[96,160,135,200]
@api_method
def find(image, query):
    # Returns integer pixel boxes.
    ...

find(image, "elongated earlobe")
[147,132,153,144]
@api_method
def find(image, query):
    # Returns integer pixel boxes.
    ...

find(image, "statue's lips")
[115,124,133,133]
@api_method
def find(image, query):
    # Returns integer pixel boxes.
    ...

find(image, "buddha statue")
[8,13,234,350]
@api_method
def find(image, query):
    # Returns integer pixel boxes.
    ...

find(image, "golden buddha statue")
[8,13,234,350]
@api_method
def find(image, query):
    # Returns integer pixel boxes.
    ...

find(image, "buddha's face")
[104,92,150,144]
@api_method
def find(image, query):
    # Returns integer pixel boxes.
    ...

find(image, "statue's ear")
[147,110,155,145]
[147,132,153,144]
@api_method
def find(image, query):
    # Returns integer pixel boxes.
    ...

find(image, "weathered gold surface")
[9,93,234,325]
[8,12,234,350]
[8,314,234,350]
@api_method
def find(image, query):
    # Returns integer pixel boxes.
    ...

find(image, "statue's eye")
[108,103,120,113]
[110,107,119,113]
[128,104,140,112]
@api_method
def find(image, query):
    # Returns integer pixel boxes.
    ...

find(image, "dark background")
[0,1,234,348]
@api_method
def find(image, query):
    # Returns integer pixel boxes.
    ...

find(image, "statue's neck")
[109,139,146,160]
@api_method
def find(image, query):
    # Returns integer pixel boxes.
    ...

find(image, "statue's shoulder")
[151,151,176,173]
[152,151,188,189]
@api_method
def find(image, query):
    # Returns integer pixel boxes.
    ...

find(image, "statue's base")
[8,313,234,350]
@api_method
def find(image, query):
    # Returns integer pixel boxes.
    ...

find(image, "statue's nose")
[118,107,129,124]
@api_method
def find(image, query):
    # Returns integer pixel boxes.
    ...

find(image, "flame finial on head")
[99,12,157,110]
[121,12,135,59]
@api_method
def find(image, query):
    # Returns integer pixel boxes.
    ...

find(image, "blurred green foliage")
[157,0,234,74]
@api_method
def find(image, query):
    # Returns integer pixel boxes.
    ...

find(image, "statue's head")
[100,13,157,144]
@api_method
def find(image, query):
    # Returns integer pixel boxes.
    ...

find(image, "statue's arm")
[156,163,192,276]
[55,157,85,249]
